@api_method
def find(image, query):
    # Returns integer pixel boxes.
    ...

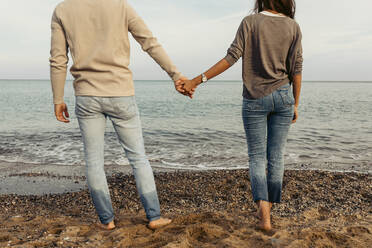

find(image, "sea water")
[0,80,371,173]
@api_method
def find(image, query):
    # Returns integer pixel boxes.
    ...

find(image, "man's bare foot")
[148,217,172,230]
[97,221,116,230]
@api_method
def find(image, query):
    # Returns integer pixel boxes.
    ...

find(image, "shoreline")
[0,160,370,196]
[0,169,371,247]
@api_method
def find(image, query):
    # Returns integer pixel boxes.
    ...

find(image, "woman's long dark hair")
[254,0,296,19]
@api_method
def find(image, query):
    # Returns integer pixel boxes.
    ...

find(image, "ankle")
[105,221,116,229]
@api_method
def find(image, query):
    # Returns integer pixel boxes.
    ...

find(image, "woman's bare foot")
[255,201,272,219]
[97,220,116,230]
[257,201,272,231]
[148,217,172,230]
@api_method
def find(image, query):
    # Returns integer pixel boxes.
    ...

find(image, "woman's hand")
[183,79,199,97]
[175,78,197,98]
[292,74,301,124]
[292,105,298,123]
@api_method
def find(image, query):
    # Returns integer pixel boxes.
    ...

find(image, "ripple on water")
[0,81,372,172]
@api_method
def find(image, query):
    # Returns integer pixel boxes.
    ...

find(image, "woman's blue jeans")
[242,84,294,203]
[75,96,161,224]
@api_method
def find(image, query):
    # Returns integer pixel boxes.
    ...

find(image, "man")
[50,0,190,230]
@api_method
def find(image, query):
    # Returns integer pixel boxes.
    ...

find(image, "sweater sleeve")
[49,8,69,105]
[224,19,246,65]
[287,23,303,81]
[126,3,183,82]
[293,27,303,75]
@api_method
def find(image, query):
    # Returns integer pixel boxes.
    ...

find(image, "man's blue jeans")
[242,84,294,203]
[75,96,161,224]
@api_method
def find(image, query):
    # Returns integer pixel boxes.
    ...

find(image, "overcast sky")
[0,0,371,81]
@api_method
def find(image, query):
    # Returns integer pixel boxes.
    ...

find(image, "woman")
[183,0,303,231]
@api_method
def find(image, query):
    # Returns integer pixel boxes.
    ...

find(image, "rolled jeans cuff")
[148,215,161,222]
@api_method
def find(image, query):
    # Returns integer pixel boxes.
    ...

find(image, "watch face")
[202,74,208,82]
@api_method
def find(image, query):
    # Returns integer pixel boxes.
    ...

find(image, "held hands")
[174,59,229,98]
[54,78,196,124]
[174,77,199,98]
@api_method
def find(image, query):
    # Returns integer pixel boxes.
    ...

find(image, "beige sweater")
[50,0,182,104]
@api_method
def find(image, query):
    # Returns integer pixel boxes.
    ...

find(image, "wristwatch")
[201,73,208,83]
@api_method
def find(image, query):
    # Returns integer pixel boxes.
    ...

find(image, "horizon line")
[1,79,372,83]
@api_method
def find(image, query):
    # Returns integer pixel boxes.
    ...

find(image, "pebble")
[0,170,370,220]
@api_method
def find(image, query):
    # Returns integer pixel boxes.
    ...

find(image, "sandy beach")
[0,168,371,247]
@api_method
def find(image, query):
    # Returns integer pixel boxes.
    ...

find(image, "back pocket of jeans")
[242,98,264,111]
[278,88,295,107]
[75,96,100,118]
[113,97,138,120]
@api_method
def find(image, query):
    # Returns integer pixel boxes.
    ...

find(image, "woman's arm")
[183,59,232,92]
[292,73,302,123]
[183,19,246,94]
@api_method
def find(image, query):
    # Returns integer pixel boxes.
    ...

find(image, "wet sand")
[0,169,371,247]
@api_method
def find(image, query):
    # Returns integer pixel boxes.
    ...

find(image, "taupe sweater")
[224,13,303,99]
[50,0,182,104]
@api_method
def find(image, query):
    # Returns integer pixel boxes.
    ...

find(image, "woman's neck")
[263,8,286,17]
[263,8,280,14]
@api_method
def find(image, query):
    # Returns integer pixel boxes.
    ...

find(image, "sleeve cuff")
[171,72,184,82]
[53,99,64,105]
[51,71,67,105]
[224,54,238,66]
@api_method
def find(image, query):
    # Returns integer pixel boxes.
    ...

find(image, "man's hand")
[174,77,187,94]
[175,77,196,98]
[54,103,70,123]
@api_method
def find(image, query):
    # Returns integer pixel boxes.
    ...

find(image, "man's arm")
[126,3,183,83]
[50,8,69,105]
[49,8,70,122]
